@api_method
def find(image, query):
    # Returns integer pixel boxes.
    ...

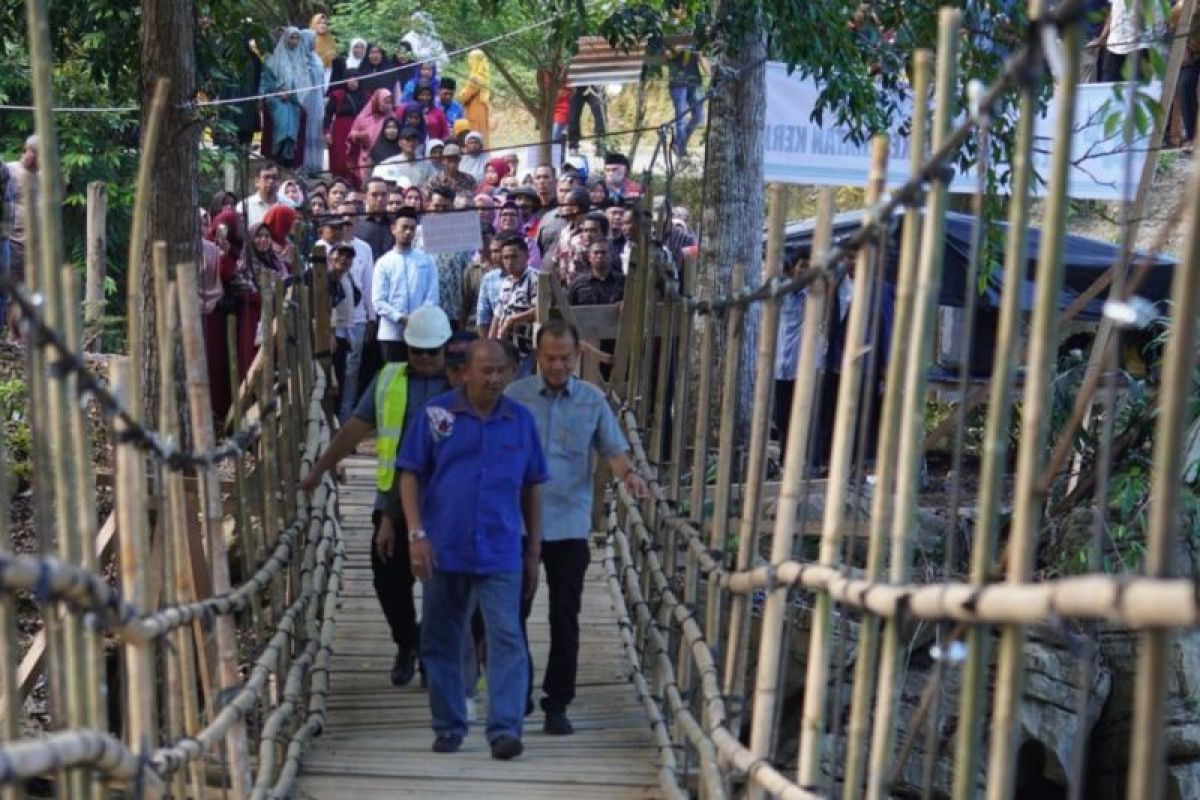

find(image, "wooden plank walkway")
[295,455,664,799]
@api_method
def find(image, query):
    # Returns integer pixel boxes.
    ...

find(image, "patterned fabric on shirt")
[435,250,470,323]
[495,267,538,351]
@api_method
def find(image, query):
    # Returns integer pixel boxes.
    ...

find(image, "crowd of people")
[188,12,702,761]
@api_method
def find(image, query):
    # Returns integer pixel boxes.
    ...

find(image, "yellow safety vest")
[375,363,410,492]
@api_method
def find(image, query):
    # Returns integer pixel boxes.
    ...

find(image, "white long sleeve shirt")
[347,236,375,324]
[371,246,439,341]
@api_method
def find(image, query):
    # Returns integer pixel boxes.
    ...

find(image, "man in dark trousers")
[399,339,548,759]
[506,320,648,734]
[299,305,453,687]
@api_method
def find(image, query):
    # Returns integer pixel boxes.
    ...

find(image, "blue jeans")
[422,569,527,742]
[338,322,367,424]
[669,85,704,154]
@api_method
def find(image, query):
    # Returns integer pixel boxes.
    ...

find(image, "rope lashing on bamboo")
[0,731,165,798]
[0,269,277,471]
[0,356,340,796]
[615,399,1200,628]
[608,481,827,800]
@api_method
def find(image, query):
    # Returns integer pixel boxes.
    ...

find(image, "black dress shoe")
[432,734,463,753]
[543,710,574,735]
[490,735,524,760]
[391,646,417,687]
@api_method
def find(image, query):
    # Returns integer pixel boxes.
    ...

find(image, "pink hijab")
[351,89,395,153]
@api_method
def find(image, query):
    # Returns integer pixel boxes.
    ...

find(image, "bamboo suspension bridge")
[6,0,1200,798]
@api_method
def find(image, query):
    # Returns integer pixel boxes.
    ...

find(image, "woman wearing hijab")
[233,222,289,376]
[203,210,243,417]
[331,37,367,85]
[309,13,338,84]
[208,190,238,222]
[369,117,404,168]
[482,156,510,191]
[261,27,319,167]
[262,205,300,273]
[397,105,427,146]
[401,61,439,102]
[392,41,420,100]
[356,43,394,96]
[459,49,492,146]
[348,88,396,186]
[324,72,365,186]
[297,30,328,174]
[401,11,448,68]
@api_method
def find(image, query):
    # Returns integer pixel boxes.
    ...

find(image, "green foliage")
[0,378,31,489]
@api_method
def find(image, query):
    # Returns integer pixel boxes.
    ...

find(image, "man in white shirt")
[236,164,281,228]
[335,205,378,422]
[371,207,439,362]
[1098,0,1162,81]
[374,127,432,188]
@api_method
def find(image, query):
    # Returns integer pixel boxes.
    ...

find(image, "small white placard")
[421,210,483,254]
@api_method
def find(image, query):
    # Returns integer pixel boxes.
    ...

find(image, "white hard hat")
[404,305,452,349]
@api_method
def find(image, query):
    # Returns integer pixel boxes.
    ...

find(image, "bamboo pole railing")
[0,17,345,786]
[580,1,1200,798]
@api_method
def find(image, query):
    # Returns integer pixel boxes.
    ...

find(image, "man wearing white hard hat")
[300,304,453,687]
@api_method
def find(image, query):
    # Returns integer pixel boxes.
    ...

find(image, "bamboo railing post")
[153,271,207,799]
[747,186,833,794]
[986,7,1082,797]
[867,16,959,798]
[227,314,262,647]
[1124,99,1200,800]
[0,436,17,800]
[840,51,931,800]
[649,297,675,467]
[667,257,698,504]
[796,136,890,789]
[24,5,97,792]
[952,31,1039,800]
[60,266,105,733]
[84,181,107,337]
[278,292,300,534]
[111,358,156,759]
[176,262,254,798]
[124,79,169,429]
[704,262,746,662]
[724,183,788,734]
[679,296,716,701]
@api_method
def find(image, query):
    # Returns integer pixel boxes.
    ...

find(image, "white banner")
[763,61,1154,201]
[420,210,483,254]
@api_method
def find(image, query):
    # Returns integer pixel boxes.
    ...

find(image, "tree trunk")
[699,8,767,437]
[140,0,202,423]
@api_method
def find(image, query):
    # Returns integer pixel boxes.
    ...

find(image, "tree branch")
[482,45,541,119]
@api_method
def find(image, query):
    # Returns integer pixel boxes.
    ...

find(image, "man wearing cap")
[602,152,641,201]
[435,77,465,125]
[299,305,454,687]
[506,319,648,736]
[425,143,477,195]
[373,207,440,362]
[460,132,487,183]
[398,338,548,759]
[375,127,432,189]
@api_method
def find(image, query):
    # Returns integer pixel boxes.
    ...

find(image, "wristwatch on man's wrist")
[408,529,427,543]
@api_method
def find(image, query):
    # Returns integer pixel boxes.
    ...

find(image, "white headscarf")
[401,12,447,68]
[346,37,368,71]
[266,27,312,92]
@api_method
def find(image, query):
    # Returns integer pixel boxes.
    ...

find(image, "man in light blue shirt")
[372,207,439,361]
[505,319,649,735]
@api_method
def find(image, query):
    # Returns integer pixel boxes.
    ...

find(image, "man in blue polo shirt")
[398,339,548,760]
[506,319,648,735]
